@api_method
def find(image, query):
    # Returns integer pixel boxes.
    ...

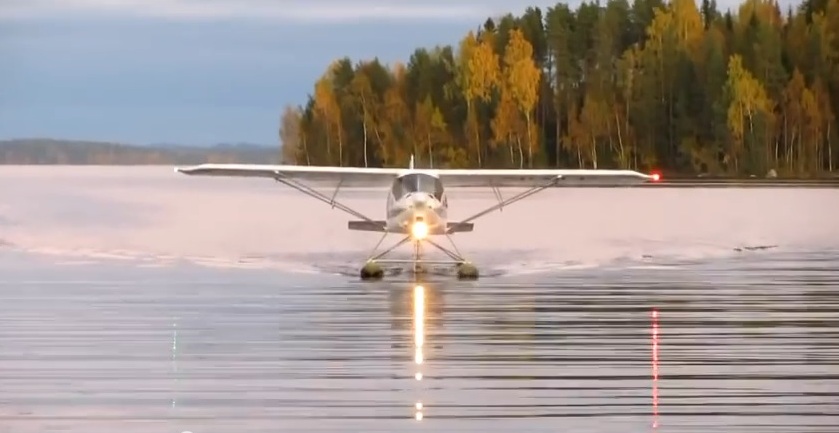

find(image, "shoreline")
[645,177,839,187]
[2,164,838,186]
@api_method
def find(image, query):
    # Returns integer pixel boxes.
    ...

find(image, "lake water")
[0,166,837,432]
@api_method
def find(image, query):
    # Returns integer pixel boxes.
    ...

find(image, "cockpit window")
[391,173,444,199]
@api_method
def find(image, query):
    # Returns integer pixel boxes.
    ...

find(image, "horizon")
[0,137,279,148]
[2,0,800,146]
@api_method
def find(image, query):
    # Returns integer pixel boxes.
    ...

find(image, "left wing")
[174,164,404,187]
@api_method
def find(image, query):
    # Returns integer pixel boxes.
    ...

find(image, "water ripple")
[0,251,837,433]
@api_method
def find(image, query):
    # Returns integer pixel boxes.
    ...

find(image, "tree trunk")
[615,109,625,168]
[427,131,433,169]
[796,125,802,174]
[828,123,833,172]
[338,119,344,167]
[509,133,515,166]
[787,130,795,172]
[526,112,533,168]
[469,100,482,168]
[779,114,785,169]
[362,106,369,168]
[372,122,384,165]
[555,105,561,167]
[325,121,332,163]
[817,139,822,174]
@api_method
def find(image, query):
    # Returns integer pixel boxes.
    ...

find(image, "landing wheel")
[456,262,479,280]
[360,261,384,280]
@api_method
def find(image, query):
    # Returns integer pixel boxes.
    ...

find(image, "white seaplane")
[175,157,660,279]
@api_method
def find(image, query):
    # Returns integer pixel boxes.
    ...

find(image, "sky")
[0,0,789,146]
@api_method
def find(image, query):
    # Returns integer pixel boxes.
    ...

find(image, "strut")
[272,172,375,223]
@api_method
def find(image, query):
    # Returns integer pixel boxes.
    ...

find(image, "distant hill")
[0,139,280,165]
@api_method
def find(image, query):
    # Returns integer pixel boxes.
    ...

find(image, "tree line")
[280,0,838,177]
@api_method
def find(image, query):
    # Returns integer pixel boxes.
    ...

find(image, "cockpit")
[391,173,444,200]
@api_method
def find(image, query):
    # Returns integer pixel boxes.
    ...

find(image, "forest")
[279,0,838,177]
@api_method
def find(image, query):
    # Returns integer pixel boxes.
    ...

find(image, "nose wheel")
[360,233,479,280]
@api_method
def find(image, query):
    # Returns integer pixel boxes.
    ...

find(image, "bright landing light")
[411,221,429,239]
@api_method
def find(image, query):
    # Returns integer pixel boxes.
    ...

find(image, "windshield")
[392,173,443,200]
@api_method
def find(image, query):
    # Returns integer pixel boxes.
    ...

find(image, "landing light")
[651,172,661,182]
[411,221,429,240]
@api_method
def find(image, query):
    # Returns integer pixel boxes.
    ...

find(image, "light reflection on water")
[413,283,425,421]
[0,250,837,433]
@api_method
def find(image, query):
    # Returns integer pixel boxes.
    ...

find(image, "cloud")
[0,0,510,22]
[0,0,806,23]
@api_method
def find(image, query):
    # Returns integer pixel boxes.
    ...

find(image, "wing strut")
[449,177,560,230]
[330,178,344,209]
[491,186,505,211]
[272,171,376,223]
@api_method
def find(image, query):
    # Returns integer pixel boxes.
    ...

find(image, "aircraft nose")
[412,193,430,207]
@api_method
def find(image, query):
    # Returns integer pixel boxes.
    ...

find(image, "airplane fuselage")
[385,171,448,237]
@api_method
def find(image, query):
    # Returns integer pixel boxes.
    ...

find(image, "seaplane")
[175,156,660,280]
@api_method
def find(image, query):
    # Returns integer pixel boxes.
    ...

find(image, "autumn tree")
[378,63,411,167]
[279,105,302,164]
[724,54,774,173]
[502,29,541,168]
[545,3,575,166]
[313,70,343,166]
[456,31,499,167]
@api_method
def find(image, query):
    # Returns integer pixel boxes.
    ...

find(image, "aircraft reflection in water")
[387,281,444,422]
